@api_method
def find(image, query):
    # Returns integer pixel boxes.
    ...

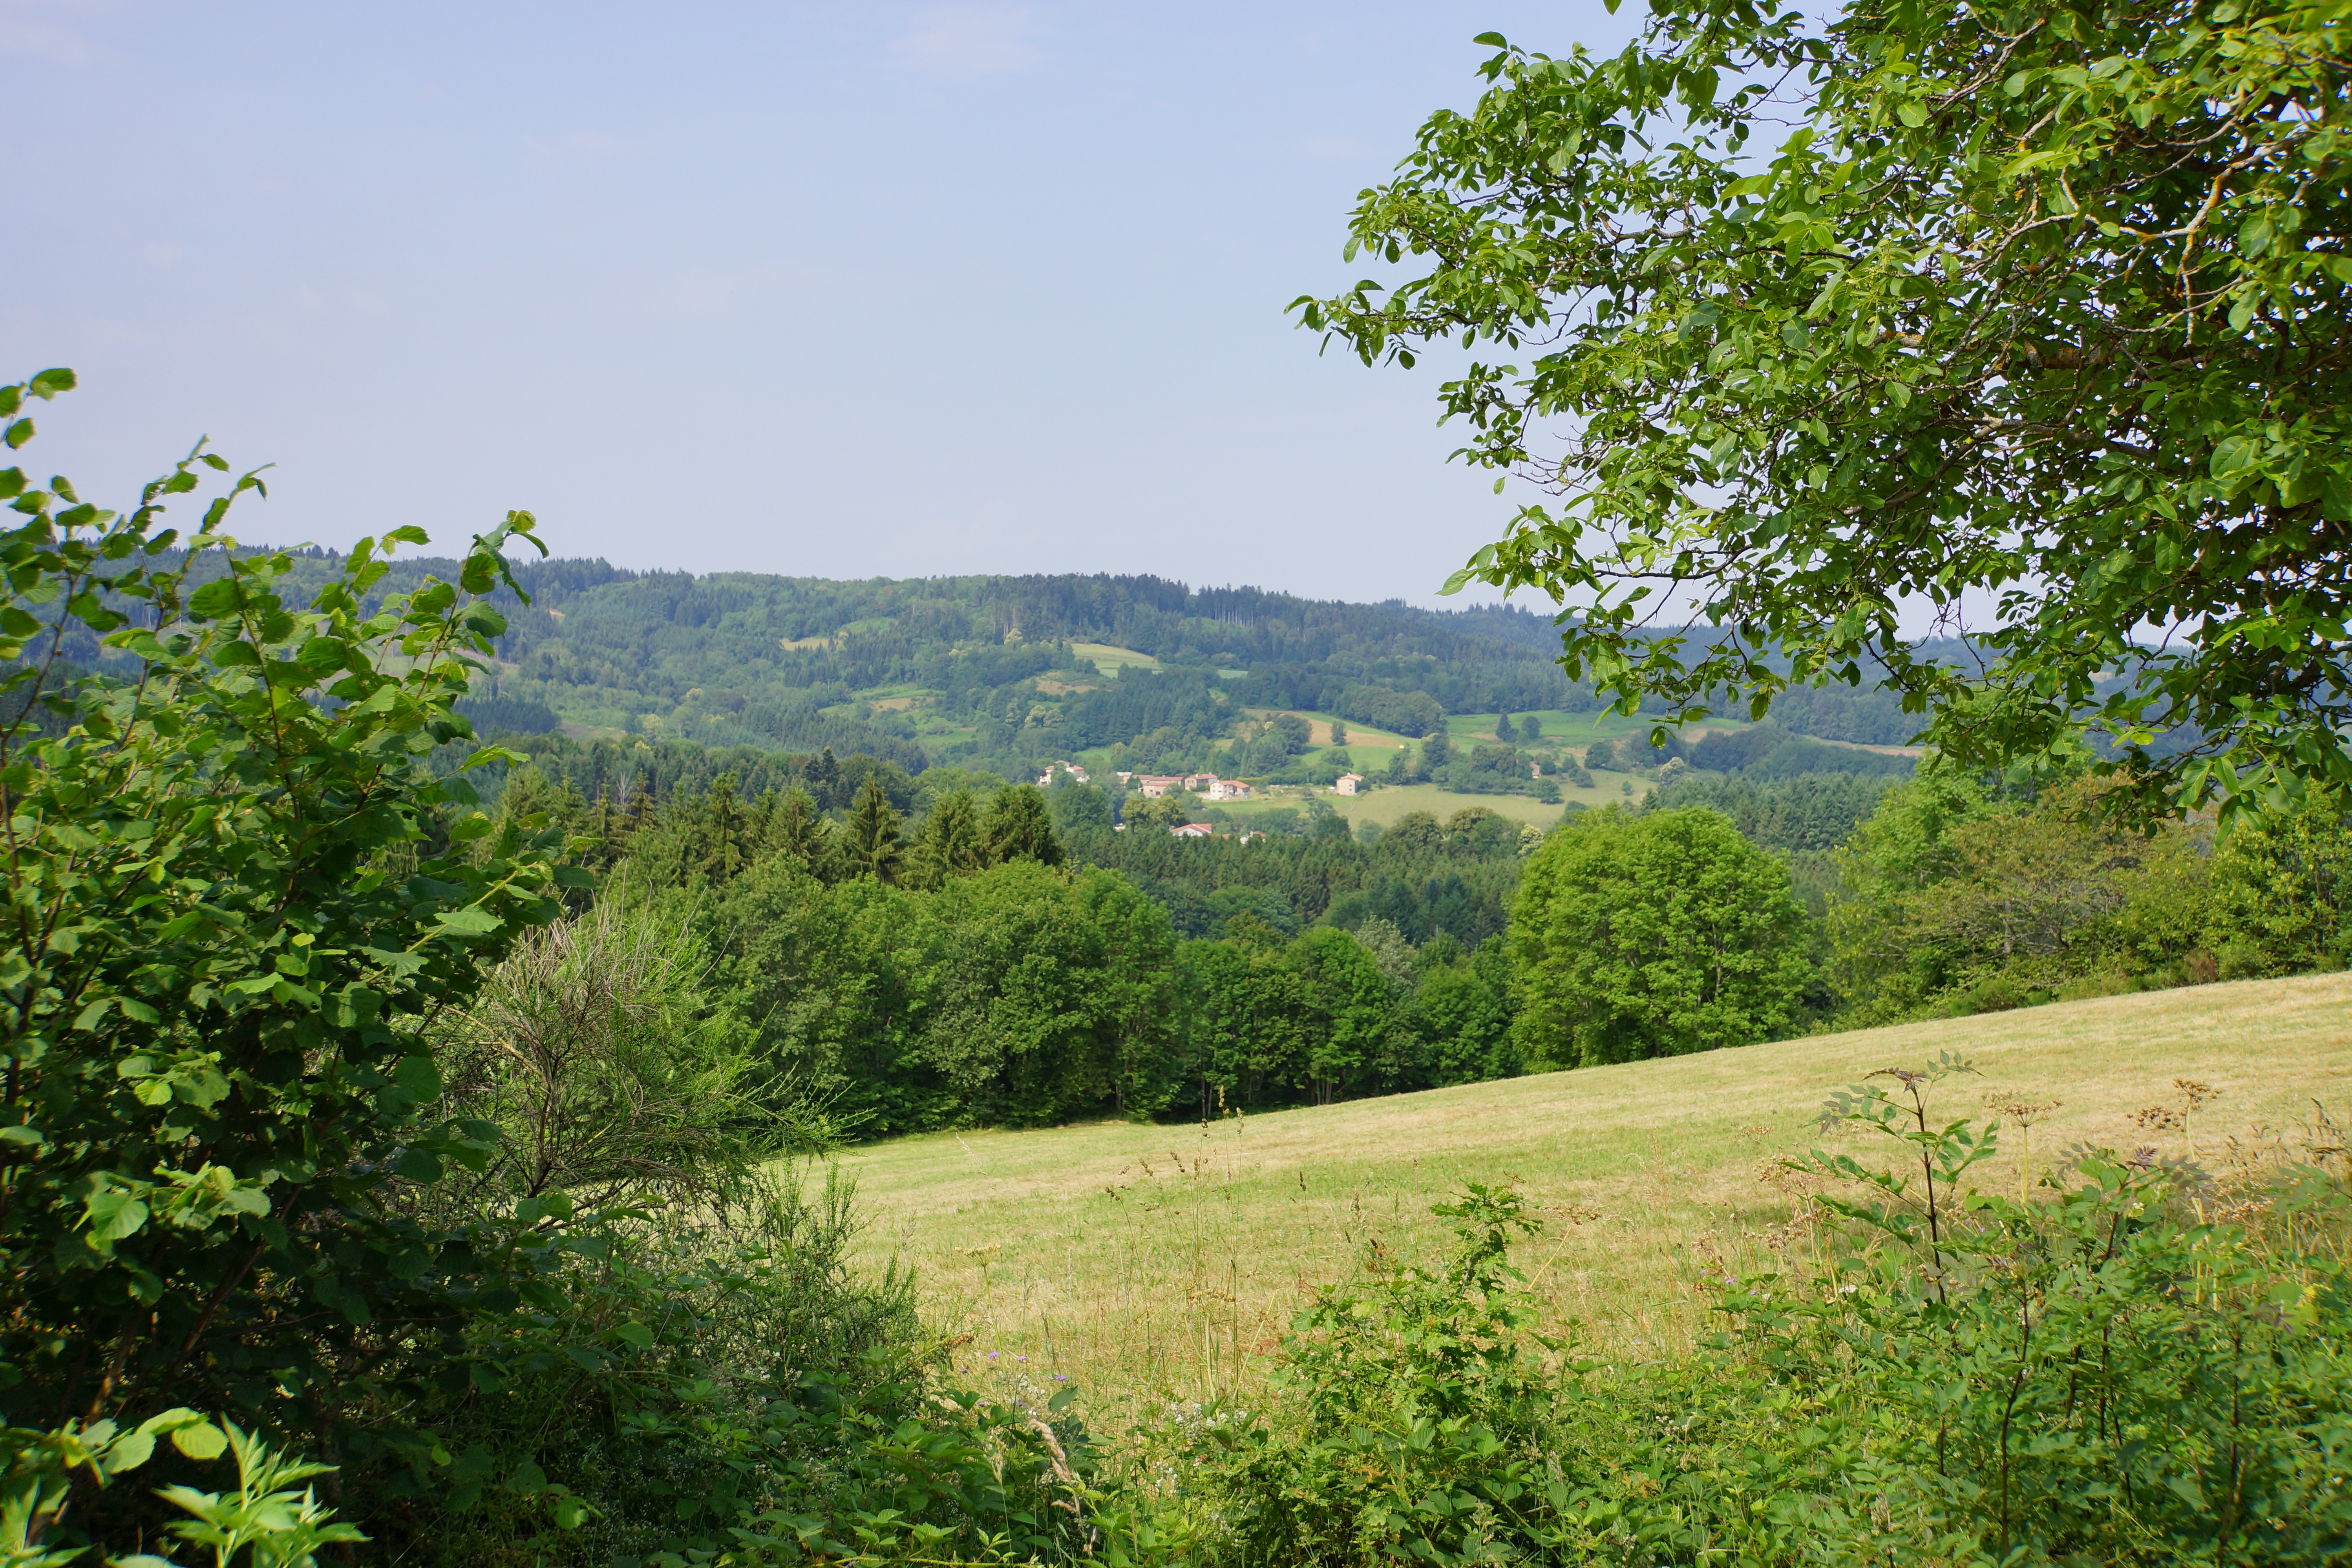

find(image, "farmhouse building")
[1206,779,1252,801]
[1170,822,1214,838]
[1136,775,1183,797]
[1334,773,1365,796]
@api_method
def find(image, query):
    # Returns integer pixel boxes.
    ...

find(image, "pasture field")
[1070,642,1162,675]
[1241,711,1411,752]
[1194,781,1605,831]
[1329,776,1637,827]
[1200,774,1642,831]
[1442,708,1746,747]
[835,974,2352,1425]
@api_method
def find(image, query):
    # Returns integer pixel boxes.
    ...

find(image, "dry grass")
[835,973,2352,1422]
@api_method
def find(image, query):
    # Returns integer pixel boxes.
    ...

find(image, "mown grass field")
[1201,781,1577,830]
[1440,708,1741,747]
[835,974,2352,1423]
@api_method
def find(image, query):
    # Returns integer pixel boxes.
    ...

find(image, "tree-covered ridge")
[95,554,1928,771]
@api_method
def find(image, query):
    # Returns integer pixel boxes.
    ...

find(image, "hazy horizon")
[11,2,1638,609]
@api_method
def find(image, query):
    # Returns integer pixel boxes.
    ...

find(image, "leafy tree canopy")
[1299,0,2352,823]
[1508,805,1811,1064]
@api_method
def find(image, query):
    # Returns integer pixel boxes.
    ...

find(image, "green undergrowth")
[1141,1059,2352,1566]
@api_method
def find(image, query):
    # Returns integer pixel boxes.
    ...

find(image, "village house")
[1183,773,1218,791]
[1334,772,1365,796]
[1036,761,1090,786]
[1135,774,1184,797]
[1170,821,1214,838]
[1206,779,1252,801]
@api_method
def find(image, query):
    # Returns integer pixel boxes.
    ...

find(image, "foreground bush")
[1185,1060,2352,1566]
[0,372,1107,1566]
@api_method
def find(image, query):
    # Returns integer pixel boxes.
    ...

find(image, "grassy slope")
[837,973,2352,1418]
[1440,708,1723,747]
[1070,643,1162,674]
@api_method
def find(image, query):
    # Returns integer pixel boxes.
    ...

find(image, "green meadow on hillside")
[837,972,2352,1420]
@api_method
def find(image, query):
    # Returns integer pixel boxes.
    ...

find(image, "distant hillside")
[61,552,1925,776]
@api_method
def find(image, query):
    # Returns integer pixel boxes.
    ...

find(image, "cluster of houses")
[1117,770,1253,802]
[1037,762,1257,802]
[1031,758,1350,844]
[1164,822,1263,842]
[1045,759,1378,802]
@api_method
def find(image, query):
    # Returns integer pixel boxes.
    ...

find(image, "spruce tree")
[908,789,985,887]
[767,786,831,880]
[806,746,841,809]
[983,784,1063,867]
[846,774,905,882]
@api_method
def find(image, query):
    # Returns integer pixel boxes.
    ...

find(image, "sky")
[7,1,1646,607]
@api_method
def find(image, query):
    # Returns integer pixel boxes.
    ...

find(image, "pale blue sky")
[9,2,1640,604]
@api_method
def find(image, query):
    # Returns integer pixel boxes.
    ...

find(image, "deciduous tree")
[1509,806,1810,1064]
[1299,0,2352,823]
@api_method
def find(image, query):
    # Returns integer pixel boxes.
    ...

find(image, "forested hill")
[103,551,1921,774]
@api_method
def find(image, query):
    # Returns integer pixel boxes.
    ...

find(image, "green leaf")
[186,577,245,619]
[2210,434,2263,479]
[170,1419,229,1461]
[393,1055,444,1099]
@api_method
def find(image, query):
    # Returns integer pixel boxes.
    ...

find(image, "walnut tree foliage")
[0,369,572,1470]
[1298,0,2352,824]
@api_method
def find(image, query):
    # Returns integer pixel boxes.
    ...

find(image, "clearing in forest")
[1070,642,1162,675]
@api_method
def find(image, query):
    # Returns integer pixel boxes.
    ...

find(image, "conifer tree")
[701,769,749,881]
[846,774,905,882]
[806,746,841,809]
[625,775,658,837]
[983,784,1063,867]
[767,786,832,880]
[907,789,986,888]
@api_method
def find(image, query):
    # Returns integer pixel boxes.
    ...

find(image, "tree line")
[449,729,2352,1141]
